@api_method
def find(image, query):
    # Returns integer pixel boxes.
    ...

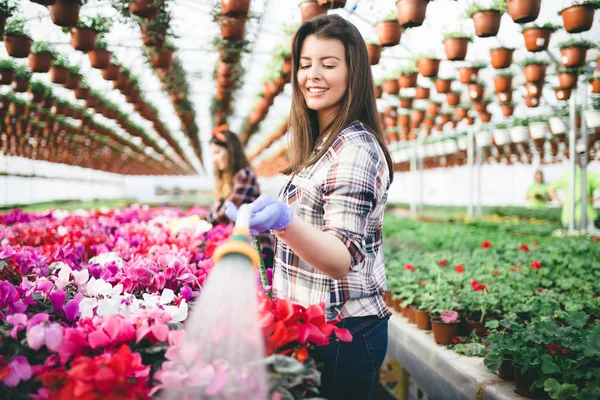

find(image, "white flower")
[86,278,123,297]
[141,289,188,322]
[54,264,89,292]
[57,226,68,236]
[88,252,125,270]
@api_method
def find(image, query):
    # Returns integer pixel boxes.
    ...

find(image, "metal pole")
[467,128,474,218]
[568,92,577,233]
[410,140,417,217]
[476,144,483,218]
[418,137,424,215]
[580,81,589,232]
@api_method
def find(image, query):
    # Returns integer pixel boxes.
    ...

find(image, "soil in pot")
[514,367,545,399]
[560,47,588,68]
[418,58,440,77]
[490,48,513,69]
[472,10,501,38]
[507,0,541,24]
[414,309,431,330]
[70,27,98,52]
[431,319,459,345]
[396,0,429,28]
[523,28,551,52]
[375,20,402,47]
[88,49,111,69]
[299,0,326,22]
[444,38,469,61]
[4,35,33,58]
[49,0,81,27]
[561,5,595,34]
[367,44,382,65]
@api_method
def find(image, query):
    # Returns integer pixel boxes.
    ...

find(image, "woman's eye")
[300,65,310,69]
[324,65,335,69]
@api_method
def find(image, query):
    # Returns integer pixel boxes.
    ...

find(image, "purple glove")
[225,195,294,234]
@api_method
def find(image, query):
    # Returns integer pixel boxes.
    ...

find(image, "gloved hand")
[225,194,294,234]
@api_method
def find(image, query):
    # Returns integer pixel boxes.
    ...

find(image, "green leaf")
[540,354,561,375]
[584,325,600,357]
[565,311,588,329]
[483,352,503,372]
[544,378,579,400]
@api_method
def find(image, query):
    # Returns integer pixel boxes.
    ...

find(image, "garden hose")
[212,204,260,268]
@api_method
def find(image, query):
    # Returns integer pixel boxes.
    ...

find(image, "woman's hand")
[225,195,294,234]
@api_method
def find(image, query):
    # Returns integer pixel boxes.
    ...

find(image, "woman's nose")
[307,65,322,81]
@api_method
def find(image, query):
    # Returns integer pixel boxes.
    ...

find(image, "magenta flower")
[26,313,63,352]
[1,356,32,387]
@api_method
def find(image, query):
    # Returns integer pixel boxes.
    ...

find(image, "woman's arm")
[212,170,258,224]
[547,186,563,207]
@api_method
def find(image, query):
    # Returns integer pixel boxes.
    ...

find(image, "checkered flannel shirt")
[273,121,392,321]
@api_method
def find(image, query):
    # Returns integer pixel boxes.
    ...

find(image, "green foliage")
[282,21,301,35]
[495,70,514,78]
[470,61,488,69]
[31,41,56,56]
[95,38,108,51]
[14,63,31,79]
[0,58,16,70]
[396,64,418,75]
[4,17,30,38]
[0,0,17,16]
[416,53,438,61]
[74,15,112,33]
[379,9,398,22]
[557,38,596,49]
[557,67,586,75]
[519,57,550,67]
[522,22,561,32]
[443,31,473,42]
[464,0,507,18]
[51,56,70,68]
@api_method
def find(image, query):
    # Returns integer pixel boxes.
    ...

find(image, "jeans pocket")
[363,318,389,376]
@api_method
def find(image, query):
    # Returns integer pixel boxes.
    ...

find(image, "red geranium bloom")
[471,280,487,292]
[509,267,516,273]
[537,288,543,293]
[437,259,448,267]
[493,269,500,275]
[518,243,529,252]
[481,240,492,249]
[419,280,427,287]
[530,260,542,270]
[404,264,417,271]
[593,237,599,242]
[532,241,539,246]
[515,264,521,270]
[454,265,465,273]
[546,343,568,356]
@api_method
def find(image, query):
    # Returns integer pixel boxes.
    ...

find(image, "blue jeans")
[310,316,389,400]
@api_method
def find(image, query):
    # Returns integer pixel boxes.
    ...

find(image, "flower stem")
[252,236,271,299]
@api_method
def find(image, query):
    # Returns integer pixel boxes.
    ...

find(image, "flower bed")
[383,216,600,399]
[0,206,349,399]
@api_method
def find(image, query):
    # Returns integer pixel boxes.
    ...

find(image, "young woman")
[207,125,273,268]
[526,170,550,209]
[227,15,394,399]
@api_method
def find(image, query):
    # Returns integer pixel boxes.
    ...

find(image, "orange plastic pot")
[49,66,69,84]
[70,27,98,52]
[493,75,512,92]
[88,49,111,69]
[375,20,401,47]
[382,79,400,95]
[443,38,469,61]
[414,309,431,330]
[220,16,247,41]
[523,64,546,83]
[367,44,382,65]
[507,0,541,23]
[101,64,120,81]
[398,72,418,88]
[431,320,459,345]
[299,0,326,21]
[472,10,501,38]
[560,5,595,34]
[446,92,461,106]
[4,35,32,58]
[557,72,578,89]
[49,0,81,27]
[221,0,250,17]
[489,47,513,69]
[396,0,429,28]
[555,88,571,101]
[418,58,440,77]
[435,78,452,94]
[415,86,430,99]
[560,46,588,68]
[523,28,551,52]
[458,67,478,84]
[28,53,53,73]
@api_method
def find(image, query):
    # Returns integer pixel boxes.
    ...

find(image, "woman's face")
[535,172,543,183]
[210,143,228,172]
[297,35,348,118]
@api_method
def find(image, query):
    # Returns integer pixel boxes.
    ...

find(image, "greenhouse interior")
[1,0,600,399]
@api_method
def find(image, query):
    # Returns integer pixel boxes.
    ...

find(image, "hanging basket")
[557,72,578,89]
[525,96,540,108]
[220,16,247,41]
[497,91,512,104]
[560,46,588,68]
[554,87,571,101]
[525,81,544,97]
[472,10,502,38]
[150,48,174,69]
[28,53,53,73]
[70,27,98,52]
[298,0,326,21]
[418,58,440,77]
[64,74,81,90]
[560,5,595,34]
[446,92,460,106]
[366,44,382,65]
[129,0,161,19]
[591,78,600,94]
[396,0,429,28]
[489,48,513,69]
[4,35,33,58]
[468,83,485,101]
[375,20,401,47]
[101,63,120,81]
[434,79,452,94]
[523,64,546,83]
[221,0,250,17]
[493,76,512,92]
[443,38,469,61]
[382,79,400,95]
[50,66,69,84]
[398,72,418,88]
[88,49,112,69]
[415,86,430,99]
[49,0,81,27]
[507,0,541,23]
[458,67,478,84]
[523,28,551,52]
[502,105,514,116]
[0,68,14,85]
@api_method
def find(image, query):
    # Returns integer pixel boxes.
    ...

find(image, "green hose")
[252,236,272,299]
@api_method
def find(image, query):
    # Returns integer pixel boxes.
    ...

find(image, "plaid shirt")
[274,121,392,321]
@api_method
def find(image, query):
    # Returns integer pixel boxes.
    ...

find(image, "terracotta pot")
[560,46,588,68]
[468,83,484,101]
[507,0,540,23]
[406,306,416,324]
[382,79,400,95]
[317,0,346,8]
[150,48,174,69]
[384,291,392,306]
[374,86,383,98]
[220,16,247,41]
[591,78,600,94]
[393,299,403,313]
[523,28,551,52]
[3,35,32,58]
[431,320,459,345]
[493,75,512,92]
[396,0,429,28]
[129,0,160,18]
[12,77,29,93]
[401,306,409,318]
[101,64,120,81]
[28,53,53,73]
[141,24,166,47]
[490,48,513,69]
[50,66,69,84]
[525,96,540,108]
[70,27,98,52]
[473,101,488,113]
[366,44,382,65]
[480,112,492,122]
[299,0,326,22]
[435,79,452,94]
[414,309,431,330]
[64,74,81,90]
[0,68,14,85]
[74,86,90,100]
[0,14,6,37]
[525,81,544,97]
[497,91,512,104]
[443,38,469,61]
[472,10,501,38]
[523,64,546,83]
[29,90,45,103]
[555,87,571,101]
[557,72,578,89]
[466,318,488,337]
[415,86,430,99]
[88,49,111,69]
[49,0,81,27]
[458,67,478,84]
[375,20,402,47]
[560,5,595,34]
[399,97,413,109]
[427,102,440,115]
[455,107,467,120]
[398,72,418,88]
[514,367,545,398]
[446,92,460,106]
[221,0,250,16]
[418,58,440,77]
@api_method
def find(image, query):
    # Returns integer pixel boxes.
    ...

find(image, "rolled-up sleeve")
[321,144,380,271]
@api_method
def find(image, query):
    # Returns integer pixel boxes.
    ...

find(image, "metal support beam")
[581,81,589,231]
[410,140,418,217]
[568,92,577,233]
[467,128,475,218]
[476,144,483,219]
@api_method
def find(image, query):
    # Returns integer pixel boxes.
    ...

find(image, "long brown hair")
[283,14,394,181]
[210,129,250,200]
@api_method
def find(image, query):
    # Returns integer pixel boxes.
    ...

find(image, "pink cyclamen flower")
[26,313,63,352]
[1,356,32,387]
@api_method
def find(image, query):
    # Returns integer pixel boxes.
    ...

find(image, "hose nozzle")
[212,204,260,268]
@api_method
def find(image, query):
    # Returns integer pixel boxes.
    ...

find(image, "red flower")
[515,264,521,270]
[437,259,448,267]
[530,260,542,270]
[546,344,568,356]
[419,280,427,287]
[493,269,500,275]
[481,240,492,249]
[404,264,417,271]
[454,265,465,273]
[471,280,487,292]
[593,237,599,242]
[537,288,543,293]
[509,268,516,273]
[518,243,529,252]
[532,241,539,246]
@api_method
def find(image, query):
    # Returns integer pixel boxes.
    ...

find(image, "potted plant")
[465,0,507,38]
[583,96,600,129]
[472,99,489,113]
[525,80,544,98]
[87,38,111,69]
[492,70,513,93]
[558,38,595,68]
[417,54,440,77]
[468,81,485,101]
[446,90,461,106]
[457,61,485,84]
[49,56,70,84]
[299,0,326,21]
[434,76,453,94]
[396,0,431,28]
[64,64,82,90]
[522,23,560,52]
[49,0,86,27]
[69,15,111,52]
[557,66,584,89]
[0,58,15,85]
[12,63,31,92]
[415,85,430,99]
[374,83,383,99]
[442,32,472,61]
[382,76,400,95]
[431,309,461,345]
[506,0,541,23]
[375,10,401,47]
[149,41,175,69]
[497,90,512,104]
[520,57,549,82]
[3,18,32,58]
[489,46,514,69]
[399,94,414,109]
[559,0,598,33]
[587,72,600,94]
[140,9,170,47]
[365,39,382,65]
[501,103,515,116]
[0,0,17,37]
[27,80,46,103]
[397,65,418,88]
[427,100,441,115]
[101,61,120,81]
[554,86,572,101]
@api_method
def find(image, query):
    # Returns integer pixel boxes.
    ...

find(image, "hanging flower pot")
[453,107,467,120]
[400,97,414,109]
[493,74,513,93]
[560,4,595,34]
[101,63,120,81]
[427,101,440,116]
[222,0,250,17]
[4,34,33,58]
[497,91,512,104]
[12,77,29,93]
[584,109,600,129]
[525,96,539,108]
[480,111,492,122]
[28,53,53,73]
[590,77,600,94]
[468,83,485,101]
[411,108,425,125]
[140,23,166,47]
[525,81,544,97]
[554,87,572,101]
[458,66,479,84]
[366,43,382,65]
[471,10,502,38]
[559,40,594,67]
[70,27,98,52]
[502,105,514,116]
[64,73,81,90]
[49,0,81,27]
[0,65,14,85]
[129,0,161,19]
[418,57,440,77]
[473,101,488,113]
[396,0,429,28]
[88,49,111,69]
[522,25,557,52]
[522,62,547,83]
[443,35,471,61]
[446,91,461,106]
[299,0,326,21]
[382,79,400,95]
[434,78,453,94]
[374,85,383,99]
[398,71,418,88]
[49,65,69,84]
[507,0,541,23]
[489,47,514,69]
[375,19,401,47]
[557,70,578,89]
[220,16,247,41]
[150,47,175,69]
[415,86,430,99]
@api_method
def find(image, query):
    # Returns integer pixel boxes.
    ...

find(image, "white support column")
[410,140,418,217]
[568,92,577,233]
[580,82,589,232]
[467,128,475,218]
